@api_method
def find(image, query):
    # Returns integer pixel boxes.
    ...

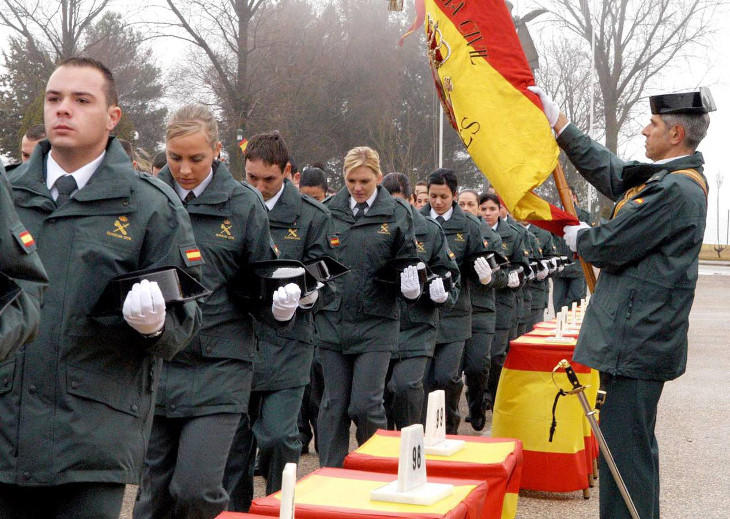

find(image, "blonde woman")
[316,146,418,467]
[134,105,296,518]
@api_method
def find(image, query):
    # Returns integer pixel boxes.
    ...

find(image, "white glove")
[536,262,549,281]
[123,279,166,336]
[527,86,560,127]
[547,258,558,273]
[474,256,493,285]
[272,283,301,321]
[429,277,448,304]
[562,222,591,252]
[299,289,318,309]
[507,270,520,288]
[400,265,421,300]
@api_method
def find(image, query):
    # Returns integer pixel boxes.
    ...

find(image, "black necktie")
[55,175,78,207]
[436,215,445,226]
[354,202,368,220]
[184,191,196,205]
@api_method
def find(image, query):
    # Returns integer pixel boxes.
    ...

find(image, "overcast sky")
[1,0,727,244]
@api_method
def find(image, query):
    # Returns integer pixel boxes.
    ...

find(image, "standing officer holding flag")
[531,84,714,519]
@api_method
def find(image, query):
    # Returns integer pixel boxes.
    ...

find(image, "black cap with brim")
[0,272,22,316]
[650,87,716,114]
[93,266,211,316]
[304,256,350,289]
[374,257,427,286]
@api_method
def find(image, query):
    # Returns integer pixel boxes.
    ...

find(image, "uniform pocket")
[199,334,252,361]
[66,364,143,417]
[0,358,15,395]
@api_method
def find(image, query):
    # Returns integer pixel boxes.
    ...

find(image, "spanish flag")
[413,0,578,234]
[239,138,248,154]
[185,248,202,263]
[18,230,35,249]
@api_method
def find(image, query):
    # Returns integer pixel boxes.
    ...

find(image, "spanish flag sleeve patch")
[328,234,340,248]
[11,223,36,254]
[180,245,204,267]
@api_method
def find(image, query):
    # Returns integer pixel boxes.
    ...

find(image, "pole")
[439,104,444,168]
[553,161,597,292]
[555,360,641,519]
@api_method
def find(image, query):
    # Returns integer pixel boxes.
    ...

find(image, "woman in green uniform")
[317,147,418,467]
[134,105,298,518]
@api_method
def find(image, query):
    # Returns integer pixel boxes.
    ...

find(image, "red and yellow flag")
[407,0,578,234]
[238,138,248,154]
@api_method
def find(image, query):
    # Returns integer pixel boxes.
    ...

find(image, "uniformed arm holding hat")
[0,171,48,362]
[531,84,714,519]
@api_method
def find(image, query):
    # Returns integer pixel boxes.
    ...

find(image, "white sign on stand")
[279,463,296,519]
[370,424,454,505]
[423,390,464,456]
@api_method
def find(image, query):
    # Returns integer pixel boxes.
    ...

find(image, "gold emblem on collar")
[416,240,426,252]
[455,232,465,242]
[106,216,132,241]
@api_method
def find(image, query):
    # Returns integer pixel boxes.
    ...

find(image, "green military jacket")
[558,123,708,381]
[525,224,554,312]
[469,218,505,334]
[2,138,202,486]
[0,172,47,361]
[420,202,488,343]
[554,207,590,279]
[397,207,460,358]
[493,217,528,330]
[318,186,417,354]
[253,179,331,391]
[155,163,275,415]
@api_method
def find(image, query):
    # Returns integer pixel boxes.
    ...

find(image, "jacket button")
[71,381,79,389]
[28,384,37,393]
[1,377,8,386]
[170,404,176,410]
[131,404,139,412]
[22,472,31,480]
[122,200,129,207]
[206,346,212,353]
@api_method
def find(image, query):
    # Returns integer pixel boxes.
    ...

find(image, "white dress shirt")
[264,183,286,211]
[46,151,105,201]
[349,189,378,216]
[430,205,454,222]
[174,168,214,202]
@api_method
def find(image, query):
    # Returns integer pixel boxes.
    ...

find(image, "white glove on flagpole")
[123,279,166,336]
[527,86,560,127]
[400,265,421,300]
[429,277,448,304]
[272,283,301,321]
[474,256,493,285]
[299,289,319,309]
[507,270,520,288]
[562,222,591,252]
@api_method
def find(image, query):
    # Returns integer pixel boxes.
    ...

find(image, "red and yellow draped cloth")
[216,514,273,518]
[247,468,487,519]
[403,0,579,234]
[491,335,599,492]
[344,429,522,519]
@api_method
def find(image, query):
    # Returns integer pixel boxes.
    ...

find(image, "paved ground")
[120,271,730,518]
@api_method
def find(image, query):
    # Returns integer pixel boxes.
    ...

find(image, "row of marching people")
[0,57,584,519]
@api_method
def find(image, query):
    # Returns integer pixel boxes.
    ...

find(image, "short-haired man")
[531,85,714,519]
[0,57,202,517]
[299,166,328,201]
[419,168,490,433]
[151,150,167,176]
[224,132,331,510]
[21,124,47,162]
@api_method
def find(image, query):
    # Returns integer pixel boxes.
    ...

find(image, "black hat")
[303,256,350,289]
[374,258,427,287]
[93,266,211,316]
[650,87,716,115]
[0,272,21,316]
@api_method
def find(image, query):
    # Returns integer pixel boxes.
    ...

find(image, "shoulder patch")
[11,222,36,254]
[180,245,204,266]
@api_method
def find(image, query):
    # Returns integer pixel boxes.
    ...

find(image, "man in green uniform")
[531,85,714,519]
[0,171,47,361]
[382,173,460,430]
[420,169,491,434]
[224,133,331,508]
[553,187,591,313]
[0,58,202,518]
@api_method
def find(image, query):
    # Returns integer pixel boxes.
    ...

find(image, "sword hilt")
[555,359,583,390]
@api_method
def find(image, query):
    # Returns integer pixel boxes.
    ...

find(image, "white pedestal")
[424,438,465,456]
[370,479,454,505]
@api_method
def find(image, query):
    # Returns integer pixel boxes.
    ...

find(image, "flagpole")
[439,105,444,168]
[553,162,597,292]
